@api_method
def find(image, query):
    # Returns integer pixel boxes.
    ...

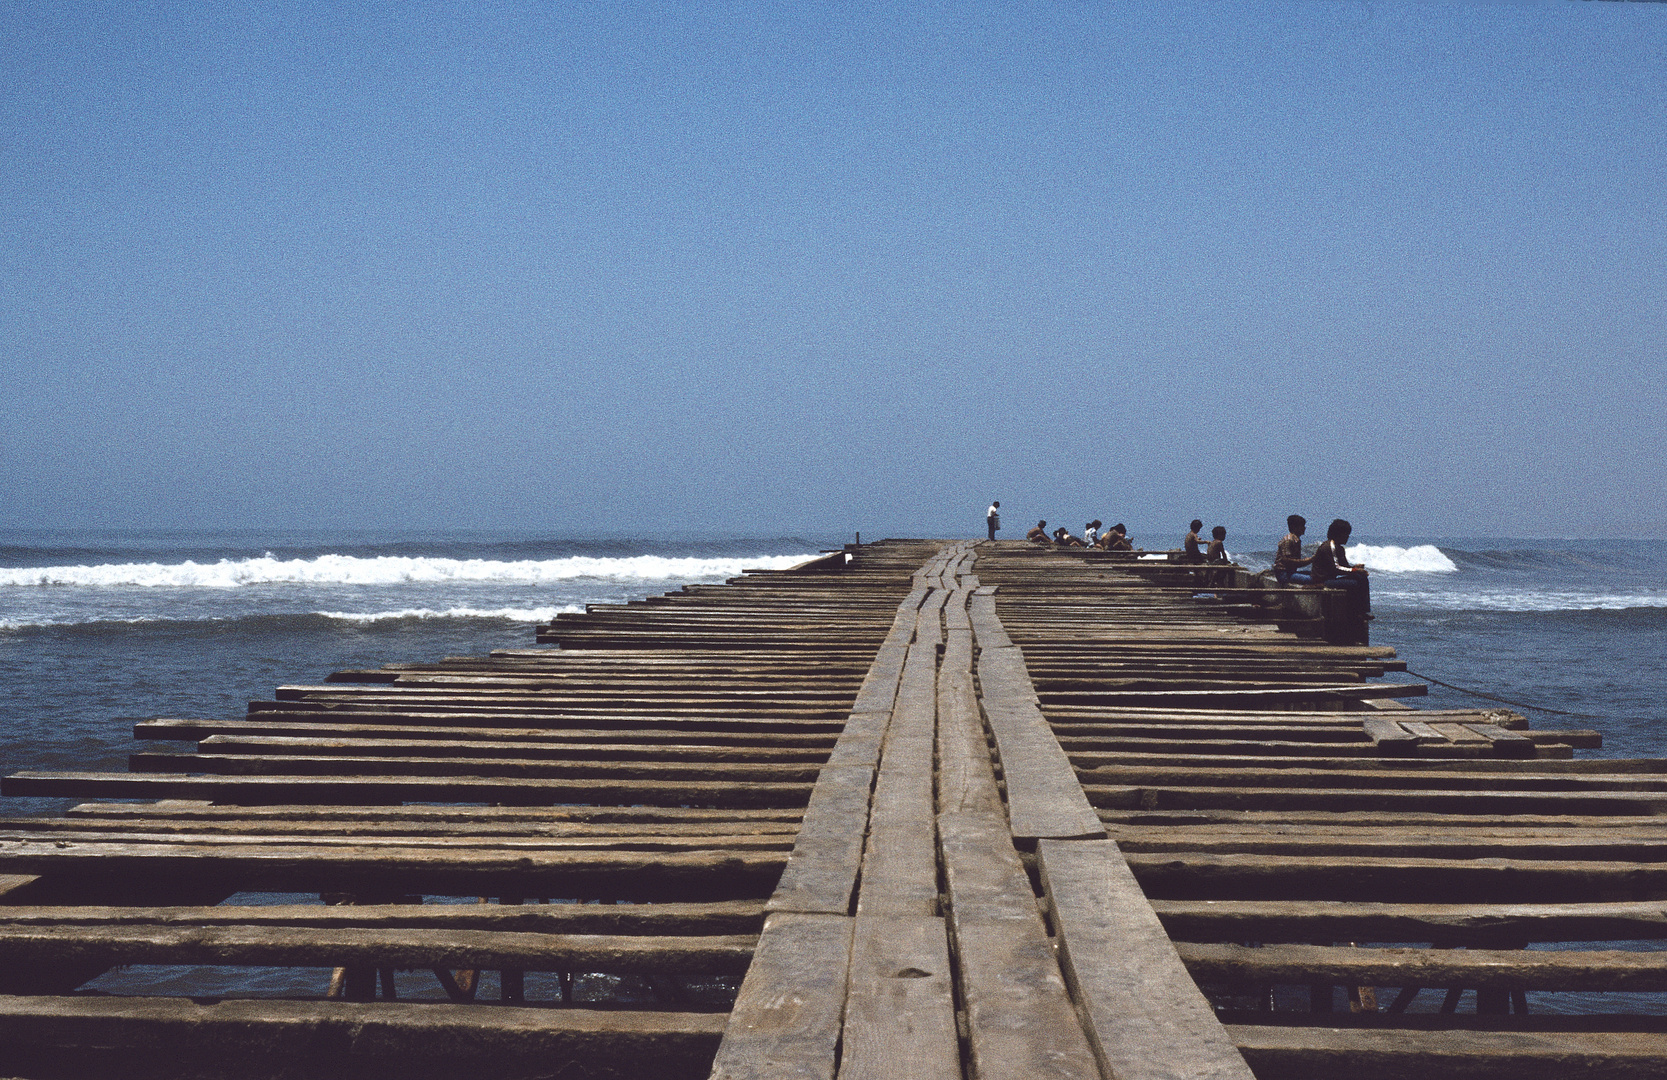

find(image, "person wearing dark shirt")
[1105,524,1133,552]
[1206,526,1228,564]
[1181,519,1206,563]
[1289,518,1370,612]
[1272,515,1312,584]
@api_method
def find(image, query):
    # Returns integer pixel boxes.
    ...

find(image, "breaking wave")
[1345,544,1458,573]
[0,553,818,589]
[0,605,588,634]
[315,606,584,623]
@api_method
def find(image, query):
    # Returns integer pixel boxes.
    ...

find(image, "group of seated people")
[1273,514,1371,612]
[1022,511,1370,612]
[1179,519,1230,565]
[1025,519,1134,551]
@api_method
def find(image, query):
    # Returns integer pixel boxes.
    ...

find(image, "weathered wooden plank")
[60,802,802,826]
[1038,839,1255,1080]
[195,734,832,764]
[0,900,765,934]
[1043,684,1428,704]
[0,994,726,1080]
[0,875,36,900]
[1078,761,1667,793]
[1079,753,1667,777]
[856,733,937,917]
[914,589,947,649]
[3,771,814,808]
[1229,1026,1667,1080]
[968,593,1011,649]
[1182,941,1667,991]
[1469,722,1539,757]
[851,645,910,715]
[976,644,1103,842]
[1082,782,1667,817]
[944,570,1096,1080]
[1125,851,1667,903]
[1362,716,1419,755]
[950,916,1100,1079]
[0,923,756,975]
[139,718,845,745]
[1150,898,1667,944]
[837,916,960,1080]
[0,841,785,899]
[937,634,999,817]
[709,912,854,1080]
[1102,826,1667,861]
[767,766,875,916]
[855,634,939,916]
[0,826,792,853]
[1431,722,1491,745]
[938,815,1099,1078]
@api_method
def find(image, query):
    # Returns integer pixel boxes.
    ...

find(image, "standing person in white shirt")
[986,501,1001,541]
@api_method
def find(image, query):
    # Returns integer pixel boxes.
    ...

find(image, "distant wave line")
[0,605,588,633]
[1376,590,1667,613]
[316,606,585,623]
[0,553,819,589]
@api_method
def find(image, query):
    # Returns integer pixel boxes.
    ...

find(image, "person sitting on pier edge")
[1026,520,1050,544]
[1180,519,1206,563]
[1084,520,1101,546]
[1272,515,1312,584]
[1206,525,1228,564]
[1105,524,1133,551]
[1204,525,1229,587]
[1288,518,1371,613]
[987,501,1001,541]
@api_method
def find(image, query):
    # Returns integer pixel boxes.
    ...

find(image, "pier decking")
[2,540,1665,1079]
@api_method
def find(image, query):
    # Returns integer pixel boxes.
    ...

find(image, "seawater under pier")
[1,539,1665,1079]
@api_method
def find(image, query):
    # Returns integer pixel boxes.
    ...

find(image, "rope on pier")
[1403,667,1601,720]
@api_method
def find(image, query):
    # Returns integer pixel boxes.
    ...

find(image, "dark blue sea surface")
[0,529,832,817]
[2,529,1664,1011]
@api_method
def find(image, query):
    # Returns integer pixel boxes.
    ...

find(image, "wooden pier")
[2,539,1665,1079]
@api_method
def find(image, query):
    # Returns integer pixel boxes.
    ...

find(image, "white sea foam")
[316,605,585,623]
[0,604,589,632]
[1345,544,1458,573]
[1378,589,1667,612]
[0,553,818,589]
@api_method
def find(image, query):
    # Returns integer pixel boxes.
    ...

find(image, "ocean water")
[0,530,830,818]
[1,529,1663,1012]
[1230,537,1667,760]
[3,530,1663,802]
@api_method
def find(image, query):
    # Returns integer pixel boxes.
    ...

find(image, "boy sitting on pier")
[1026,520,1050,544]
[1288,518,1371,613]
[1206,525,1228,564]
[1272,515,1312,584]
[1181,519,1206,563]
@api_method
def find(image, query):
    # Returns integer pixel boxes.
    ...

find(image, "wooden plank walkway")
[2,539,1665,1078]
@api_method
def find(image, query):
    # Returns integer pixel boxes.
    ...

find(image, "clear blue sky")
[3,1,1663,539]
